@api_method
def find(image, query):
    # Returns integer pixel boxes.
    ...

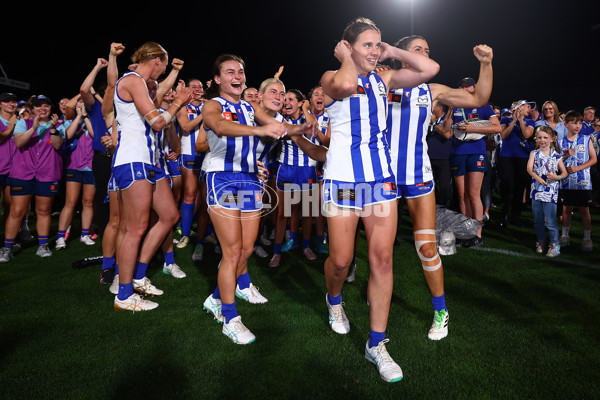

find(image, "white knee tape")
[414,229,442,272]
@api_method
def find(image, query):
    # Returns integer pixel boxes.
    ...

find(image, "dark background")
[2,0,599,113]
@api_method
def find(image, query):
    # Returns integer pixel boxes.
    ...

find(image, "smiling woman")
[0,95,63,263]
[200,54,315,345]
[318,17,440,383]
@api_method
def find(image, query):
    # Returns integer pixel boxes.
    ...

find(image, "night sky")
[2,0,599,113]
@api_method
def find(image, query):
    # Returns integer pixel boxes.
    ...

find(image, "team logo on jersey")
[354,85,366,96]
[365,83,370,89]
[223,112,239,122]
[388,93,402,103]
[468,113,478,119]
[378,81,386,96]
[417,95,429,107]
[247,109,255,123]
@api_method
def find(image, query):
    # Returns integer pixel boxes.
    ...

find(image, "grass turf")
[1,204,599,399]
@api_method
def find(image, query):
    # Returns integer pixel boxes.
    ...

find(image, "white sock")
[562,226,570,237]
[583,230,591,241]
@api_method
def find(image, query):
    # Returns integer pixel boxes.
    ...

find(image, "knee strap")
[414,229,442,272]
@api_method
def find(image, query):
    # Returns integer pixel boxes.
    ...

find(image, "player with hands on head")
[319,18,439,383]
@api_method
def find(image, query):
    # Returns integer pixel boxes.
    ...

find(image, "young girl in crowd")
[527,126,567,257]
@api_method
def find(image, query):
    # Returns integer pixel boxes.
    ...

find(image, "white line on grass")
[469,246,600,269]
[397,234,599,269]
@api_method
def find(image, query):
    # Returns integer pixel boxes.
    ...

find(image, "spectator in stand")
[77,57,111,238]
[582,106,596,135]
[536,100,567,141]
[427,103,453,207]
[0,93,18,229]
[55,97,96,250]
[448,77,502,246]
[499,100,536,227]
[0,95,64,262]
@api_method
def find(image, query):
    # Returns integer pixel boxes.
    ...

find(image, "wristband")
[162,110,173,125]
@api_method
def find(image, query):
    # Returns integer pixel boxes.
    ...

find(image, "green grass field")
[1,204,599,399]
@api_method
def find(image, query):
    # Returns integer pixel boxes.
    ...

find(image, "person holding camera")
[498,100,536,227]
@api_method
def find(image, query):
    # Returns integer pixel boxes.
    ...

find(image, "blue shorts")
[316,164,324,183]
[167,159,181,177]
[206,171,263,212]
[397,180,435,199]
[322,177,397,210]
[450,154,487,176]
[276,164,317,192]
[10,178,60,196]
[154,165,168,182]
[179,154,204,171]
[112,162,156,190]
[65,169,96,186]
[268,160,279,178]
[0,174,10,187]
[199,170,207,182]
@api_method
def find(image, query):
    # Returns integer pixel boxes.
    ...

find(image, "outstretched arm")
[156,58,184,107]
[433,45,494,109]
[291,135,327,163]
[80,58,109,109]
[204,100,285,139]
[102,43,125,126]
[378,43,440,90]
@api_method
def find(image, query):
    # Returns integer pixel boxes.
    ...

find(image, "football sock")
[4,238,15,249]
[117,282,134,301]
[562,226,570,237]
[133,261,149,280]
[583,230,591,241]
[327,292,341,306]
[274,243,282,255]
[38,235,48,246]
[102,256,116,271]
[316,234,324,246]
[302,238,311,249]
[221,301,239,323]
[213,286,221,300]
[164,251,175,266]
[81,228,90,238]
[237,272,251,290]
[369,330,386,348]
[57,230,66,240]
[432,293,446,312]
[290,231,298,244]
[181,202,195,237]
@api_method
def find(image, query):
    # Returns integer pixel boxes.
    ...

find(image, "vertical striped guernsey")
[385,84,433,186]
[204,97,261,173]
[323,72,392,183]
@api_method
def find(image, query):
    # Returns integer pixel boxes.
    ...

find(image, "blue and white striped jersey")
[385,84,433,185]
[323,72,392,183]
